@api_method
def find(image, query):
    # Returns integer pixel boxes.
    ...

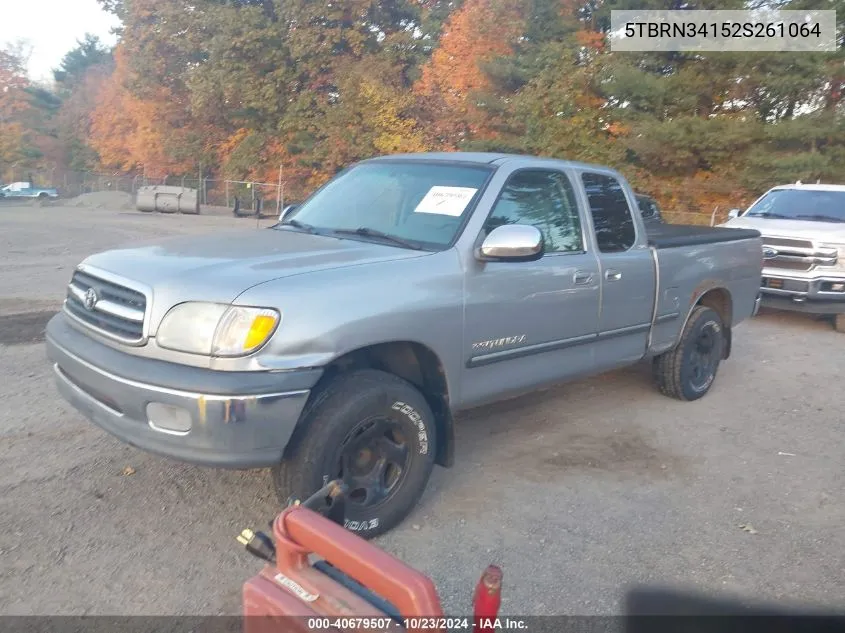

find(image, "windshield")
[279,161,493,249]
[744,189,845,223]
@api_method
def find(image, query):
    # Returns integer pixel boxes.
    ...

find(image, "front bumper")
[760,294,845,315]
[46,313,323,469]
[759,271,845,315]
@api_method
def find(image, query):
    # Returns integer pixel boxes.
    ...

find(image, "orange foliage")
[634,171,751,225]
[261,139,334,199]
[576,31,606,52]
[217,128,252,166]
[414,0,525,145]
[605,122,628,137]
[89,45,196,176]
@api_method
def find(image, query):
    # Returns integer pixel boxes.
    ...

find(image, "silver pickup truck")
[46,152,762,536]
[721,183,845,332]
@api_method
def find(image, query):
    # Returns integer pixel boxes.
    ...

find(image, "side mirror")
[727,208,741,220]
[476,224,544,262]
[279,204,298,222]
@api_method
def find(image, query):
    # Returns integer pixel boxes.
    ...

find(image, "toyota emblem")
[762,247,779,259]
[83,287,99,311]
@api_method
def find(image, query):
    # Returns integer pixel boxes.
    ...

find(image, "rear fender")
[676,282,733,359]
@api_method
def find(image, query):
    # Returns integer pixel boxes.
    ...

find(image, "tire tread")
[272,369,436,538]
[654,305,719,402]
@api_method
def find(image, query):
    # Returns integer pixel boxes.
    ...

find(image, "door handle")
[573,271,593,285]
[605,269,622,282]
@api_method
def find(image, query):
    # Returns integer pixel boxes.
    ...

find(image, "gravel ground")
[1,204,843,616]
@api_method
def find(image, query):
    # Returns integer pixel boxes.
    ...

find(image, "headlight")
[156,302,280,356]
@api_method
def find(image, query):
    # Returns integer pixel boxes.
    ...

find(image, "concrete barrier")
[135,186,200,214]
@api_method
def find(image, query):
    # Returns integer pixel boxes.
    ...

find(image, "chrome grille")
[64,270,146,342]
[762,236,837,272]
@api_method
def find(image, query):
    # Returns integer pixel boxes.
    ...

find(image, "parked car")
[635,193,666,226]
[721,182,845,332]
[45,152,763,537]
[0,181,59,199]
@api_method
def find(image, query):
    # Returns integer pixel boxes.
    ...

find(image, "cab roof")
[771,182,845,192]
[363,151,620,173]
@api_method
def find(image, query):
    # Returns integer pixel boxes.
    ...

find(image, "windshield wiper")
[746,212,792,219]
[794,214,845,223]
[277,218,318,233]
[329,227,424,250]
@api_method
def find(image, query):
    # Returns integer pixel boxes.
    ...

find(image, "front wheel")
[271,369,437,539]
[654,305,725,401]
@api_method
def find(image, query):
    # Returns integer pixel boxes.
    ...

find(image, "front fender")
[235,249,466,404]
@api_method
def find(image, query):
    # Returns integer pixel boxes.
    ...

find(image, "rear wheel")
[654,305,725,401]
[271,369,436,539]
[37,192,48,199]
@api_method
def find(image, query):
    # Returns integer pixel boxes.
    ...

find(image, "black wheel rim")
[332,416,411,510]
[689,325,720,390]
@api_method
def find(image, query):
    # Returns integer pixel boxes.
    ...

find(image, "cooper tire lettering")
[272,369,438,539]
[343,518,380,532]
[703,319,721,333]
[392,400,430,455]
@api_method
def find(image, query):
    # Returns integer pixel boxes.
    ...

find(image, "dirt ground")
[1,203,843,616]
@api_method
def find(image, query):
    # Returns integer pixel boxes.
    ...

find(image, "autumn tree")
[0,44,62,177]
[78,0,845,223]
[0,46,34,174]
[89,44,199,176]
[414,0,525,147]
[48,35,115,170]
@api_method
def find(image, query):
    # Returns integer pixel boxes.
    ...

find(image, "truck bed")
[646,224,761,249]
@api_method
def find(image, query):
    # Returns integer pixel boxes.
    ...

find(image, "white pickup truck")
[722,182,845,332]
[0,181,59,199]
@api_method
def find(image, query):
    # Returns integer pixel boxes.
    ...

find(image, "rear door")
[578,171,656,369]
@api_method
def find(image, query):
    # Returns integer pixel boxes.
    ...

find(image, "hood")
[722,217,845,244]
[80,227,428,321]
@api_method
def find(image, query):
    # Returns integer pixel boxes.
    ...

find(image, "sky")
[3,0,121,83]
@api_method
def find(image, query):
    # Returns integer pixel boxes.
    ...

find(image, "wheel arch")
[679,286,733,359]
[300,341,454,468]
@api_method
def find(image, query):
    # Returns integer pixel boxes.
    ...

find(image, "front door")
[461,168,601,408]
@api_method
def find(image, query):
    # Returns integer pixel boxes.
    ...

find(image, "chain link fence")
[3,165,761,225]
[1,166,286,215]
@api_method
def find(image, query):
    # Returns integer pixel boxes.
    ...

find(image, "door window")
[483,170,583,253]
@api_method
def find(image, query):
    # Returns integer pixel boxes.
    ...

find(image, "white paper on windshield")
[413,186,478,217]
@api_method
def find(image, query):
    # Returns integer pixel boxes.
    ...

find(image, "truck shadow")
[423,360,688,511]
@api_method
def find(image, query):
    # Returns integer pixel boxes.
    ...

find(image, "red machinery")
[240,481,502,633]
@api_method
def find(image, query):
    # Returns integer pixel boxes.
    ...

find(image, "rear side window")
[581,173,636,253]
[636,195,658,219]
